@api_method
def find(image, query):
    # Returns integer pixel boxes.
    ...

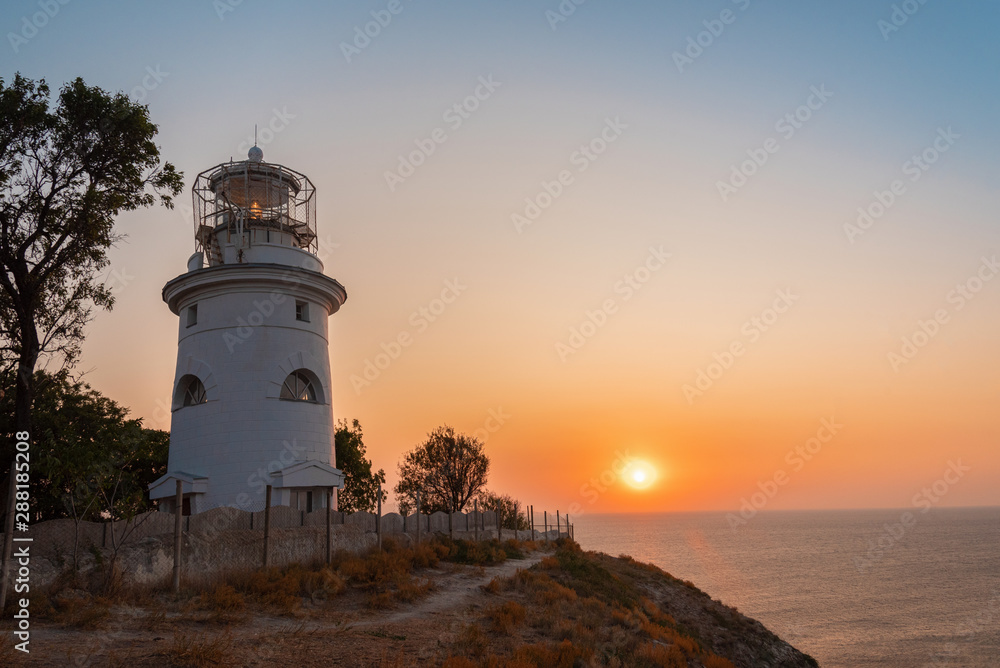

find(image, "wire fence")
[0,485,573,596]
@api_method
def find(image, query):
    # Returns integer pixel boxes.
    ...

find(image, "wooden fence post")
[376,482,382,550]
[449,506,454,540]
[415,491,421,545]
[557,510,561,539]
[263,485,272,568]
[172,480,182,593]
[544,511,548,542]
[474,499,479,541]
[326,488,332,565]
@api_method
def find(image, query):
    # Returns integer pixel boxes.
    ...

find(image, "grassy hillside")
[4,536,819,667]
[440,538,819,668]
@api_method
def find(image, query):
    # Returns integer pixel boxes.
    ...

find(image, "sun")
[622,460,657,490]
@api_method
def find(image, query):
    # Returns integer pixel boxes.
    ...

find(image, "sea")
[572,507,1000,667]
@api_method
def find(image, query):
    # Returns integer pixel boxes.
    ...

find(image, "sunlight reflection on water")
[573,508,1000,667]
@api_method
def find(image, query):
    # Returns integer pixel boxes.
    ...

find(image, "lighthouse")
[149,146,347,514]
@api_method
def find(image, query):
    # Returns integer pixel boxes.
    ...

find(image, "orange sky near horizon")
[9,1,998,515]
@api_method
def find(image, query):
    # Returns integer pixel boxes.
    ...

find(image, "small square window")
[295,301,310,322]
[186,304,198,327]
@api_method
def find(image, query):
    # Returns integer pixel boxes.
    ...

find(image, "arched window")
[181,376,207,406]
[280,370,317,402]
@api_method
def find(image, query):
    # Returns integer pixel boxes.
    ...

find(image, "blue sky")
[3,1,999,510]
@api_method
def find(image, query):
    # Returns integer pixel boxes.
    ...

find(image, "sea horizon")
[573,507,1000,667]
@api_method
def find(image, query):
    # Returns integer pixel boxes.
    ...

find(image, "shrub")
[394,574,435,603]
[48,595,112,629]
[481,576,502,594]
[488,600,526,635]
[636,641,688,667]
[441,538,508,566]
[205,584,245,612]
[454,623,489,659]
[502,539,525,559]
[538,556,559,570]
[512,639,589,667]
[167,631,235,667]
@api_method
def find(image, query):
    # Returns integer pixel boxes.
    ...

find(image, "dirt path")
[22,552,547,667]
[353,552,544,628]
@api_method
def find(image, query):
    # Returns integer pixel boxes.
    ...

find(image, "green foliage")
[333,419,386,513]
[476,490,530,530]
[394,425,489,515]
[0,73,182,468]
[0,369,168,522]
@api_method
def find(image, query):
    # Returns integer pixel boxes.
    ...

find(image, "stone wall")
[9,507,568,588]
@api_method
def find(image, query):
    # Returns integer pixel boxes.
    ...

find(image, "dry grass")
[438,539,740,668]
[481,576,502,594]
[0,633,27,667]
[34,535,541,632]
[165,631,236,667]
[47,594,113,628]
[393,574,435,603]
[487,600,526,635]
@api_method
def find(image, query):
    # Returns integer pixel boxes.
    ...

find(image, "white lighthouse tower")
[149,146,346,514]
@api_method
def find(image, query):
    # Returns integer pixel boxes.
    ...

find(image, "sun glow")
[622,460,657,491]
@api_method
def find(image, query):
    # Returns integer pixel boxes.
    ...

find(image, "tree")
[0,73,182,465]
[0,369,168,522]
[0,74,179,604]
[334,419,387,513]
[394,425,489,515]
[477,490,530,530]
[0,369,167,573]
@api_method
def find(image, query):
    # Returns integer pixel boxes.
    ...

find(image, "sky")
[3,0,998,514]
